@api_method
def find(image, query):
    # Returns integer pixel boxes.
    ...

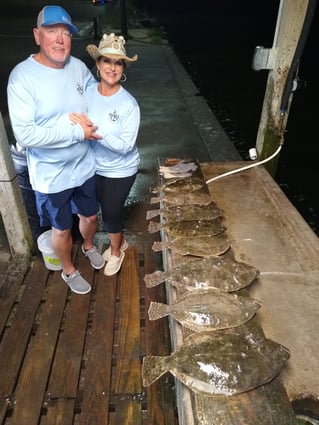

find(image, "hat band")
[99,47,126,56]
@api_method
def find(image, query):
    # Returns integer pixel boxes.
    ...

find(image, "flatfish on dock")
[159,161,198,179]
[144,256,259,292]
[150,189,213,206]
[148,288,261,332]
[148,218,226,237]
[152,234,230,257]
[152,177,205,194]
[146,202,223,221]
[142,330,290,396]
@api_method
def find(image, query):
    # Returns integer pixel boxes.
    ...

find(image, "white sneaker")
[104,251,125,276]
[103,240,128,262]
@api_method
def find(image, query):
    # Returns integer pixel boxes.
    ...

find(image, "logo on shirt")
[109,110,119,122]
[76,83,84,95]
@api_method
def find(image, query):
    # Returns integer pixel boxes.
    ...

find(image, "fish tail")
[148,221,162,233]
[146,209,160,220]
[143,270,167,287]
[148,301,170,320]
[142,356,169,387]
[152,241,168,252]
[150,196,161,204]
[252,298,262,310]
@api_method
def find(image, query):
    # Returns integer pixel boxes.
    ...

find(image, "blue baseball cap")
[37,5,78,34]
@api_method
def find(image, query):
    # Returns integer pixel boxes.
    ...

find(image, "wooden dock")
[0,245,178,425]
[1,160,319,424]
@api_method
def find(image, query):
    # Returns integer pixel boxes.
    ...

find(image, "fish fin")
[151,186,161,194]
[150,196,161,204]
[148,301,170,320]
[146,209,161,220]
[252,298,262,310]
[143,270,167,287]
[142,356,169,387]
[152,241,168,252]
[159,162,197,173]
[161,171,193,179]
[148,221,163,233]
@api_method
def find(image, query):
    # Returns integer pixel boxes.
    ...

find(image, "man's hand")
[69,112,102,140]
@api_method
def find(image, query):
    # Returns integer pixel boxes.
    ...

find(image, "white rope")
[205,145,282,185]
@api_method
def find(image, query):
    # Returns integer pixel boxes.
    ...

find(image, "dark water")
[141,0,319,236]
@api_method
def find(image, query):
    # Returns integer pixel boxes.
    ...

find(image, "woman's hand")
[69,112,92,126]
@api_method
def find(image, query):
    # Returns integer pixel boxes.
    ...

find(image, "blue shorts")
[34,176,99,231]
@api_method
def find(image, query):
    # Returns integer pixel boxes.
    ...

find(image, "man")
[7,5,105,294]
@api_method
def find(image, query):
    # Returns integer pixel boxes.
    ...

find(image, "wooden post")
[0,112,33,256]
[254,0,314,175]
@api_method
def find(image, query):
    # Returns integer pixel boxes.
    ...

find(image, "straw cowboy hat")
[86,33,138,67]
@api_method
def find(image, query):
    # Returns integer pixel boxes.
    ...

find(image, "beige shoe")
[104,251,125,276]
[103,240,128,262]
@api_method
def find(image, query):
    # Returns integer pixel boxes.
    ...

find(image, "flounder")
[152,234,230,257]
[159,161,198,179]
[146,203,223,221]
[142,330,290,396]
[152,177,205,194]
[159,161,198,174]
[144,256,259,292]
[148,288,261,332]
[150,189,213,206]
[148,218,226,237]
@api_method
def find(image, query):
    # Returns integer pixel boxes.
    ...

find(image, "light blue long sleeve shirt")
[7,55,96,193]
[87,84,140,178]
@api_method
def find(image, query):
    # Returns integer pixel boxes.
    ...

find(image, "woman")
[71,33,140,276]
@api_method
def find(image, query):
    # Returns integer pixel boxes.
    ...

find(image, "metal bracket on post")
[252,46,277,71]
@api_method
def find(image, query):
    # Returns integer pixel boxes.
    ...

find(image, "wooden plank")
[44,247,95,424]
[78,270,118,425]
[0,258,49,422]
[113,397,142,425]
[8,266,68,424]
[113,246,142,425]
[41,398,76,425]
[114,246,142,394]
[46,249,93,397]
[143,240,178,425]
